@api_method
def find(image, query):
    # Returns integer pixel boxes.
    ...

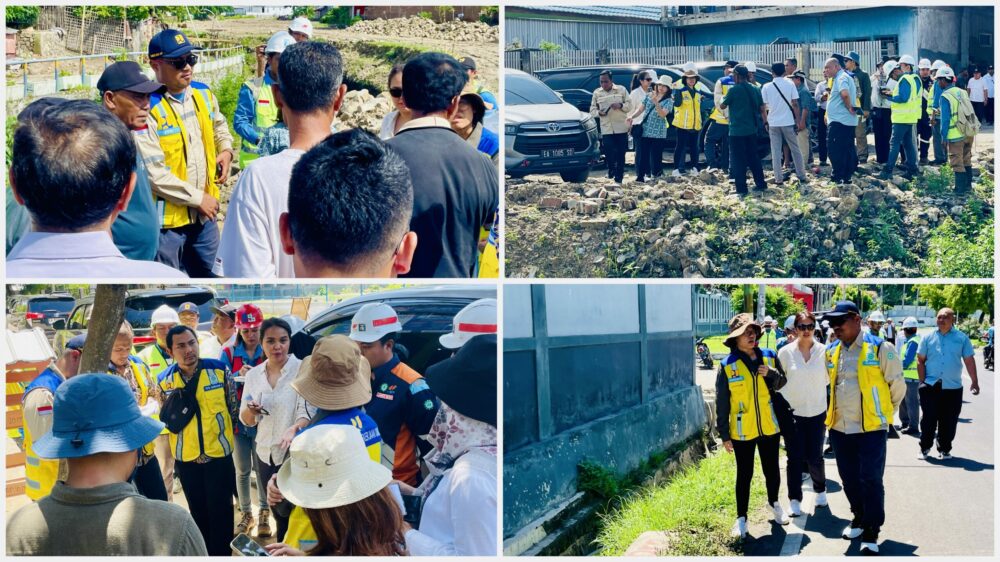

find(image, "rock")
[823,239,836,250]
[581,232,592,242]
[680,189,696,200]
[837,195,860,215]
[581,218,609,230]
[621,197,637,211]
[695,256,712,276]
[598,188,609,200]
[580,201,601,215]
[861,190,885,206]
[682,265,703,278]
[926,207,940,222]
[698,171,716,185]
[585,187,601,198]
[566,199,583,212]
[891,176,907,187]
[843,241,855,253]
[539,197,563,209]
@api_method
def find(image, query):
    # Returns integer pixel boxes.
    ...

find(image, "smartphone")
[231,533,269,556]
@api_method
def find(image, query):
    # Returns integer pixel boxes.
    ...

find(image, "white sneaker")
[860,542,880,555]
[919,449,930,460]
[671,169,682,178]
[815,491,829,508]
[842,524,863,539]
[731,516,748,538]
[689,168,700,177]
[789,499,802,517]
[773,502,790,525]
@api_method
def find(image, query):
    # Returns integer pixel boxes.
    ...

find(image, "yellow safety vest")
[148,83,220,229]
[671,81,703,130]
[901,335,920,380]
[824,334,895,430]
[722,350,780,441]
[890,74,922,124]
[759,329,779,353]
[139,342,173,379]
[107,357,159,457]
[158,361,235,463]
[940,88,967,142]
[710,78,733,125]
[238,77,280,168]
[22,394,59,501]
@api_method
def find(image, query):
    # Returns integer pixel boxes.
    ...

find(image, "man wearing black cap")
[460,56,497,113]
[97,61,166,262]
[822,301,904,556]
[705,60,737,172]
[719,65,767,194]
[136,29,235,278]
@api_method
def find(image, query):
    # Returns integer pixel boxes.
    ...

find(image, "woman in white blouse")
[776,311,829,517]
[379,64,413,140]
[240,317,302,542]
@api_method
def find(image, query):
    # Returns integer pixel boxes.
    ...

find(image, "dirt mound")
[335,89,394,132]
[505,157,994,278]
[348,16,498,43]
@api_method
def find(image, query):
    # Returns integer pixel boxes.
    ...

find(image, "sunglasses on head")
[389,87,403,98]
[162,54,199,70]
[796,323,815,331]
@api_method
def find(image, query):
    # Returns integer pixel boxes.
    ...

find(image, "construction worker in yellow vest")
[878,56,922,179]
[137,29,235,278]
[20,334,84,501]
[758,316,779,353]
[235,31,295,169]
[822,301,904,556]
[157,324,238,556]
[138,304,181,499]
[671,62,703,177]
[107,321,167,501]
[705,60,738,172]
[937,66,979,193]
[897,317,922,435]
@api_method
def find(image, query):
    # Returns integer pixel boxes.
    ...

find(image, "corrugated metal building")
[506,5,683,50]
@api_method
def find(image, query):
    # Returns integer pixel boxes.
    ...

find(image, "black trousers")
[829,429,887,542]
[729,134,765,193]
[254,451,290,541]
[131,456,168,501]
[176,456,236,557]
[986,97,994,125]
[645,137,666,178]
[828,121,858,182]
[918,381,964,454]
[872,108,893,163]
[732,433,781,518]
[673,128,700,172]
[816,108,829,164]
[972,101,986,124]
[783,412,828,501]
[917,115,932,161]
[705,120,730,170]
[603,133,627,182]
[632,124,649,180]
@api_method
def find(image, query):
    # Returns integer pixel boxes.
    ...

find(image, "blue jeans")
[899,379,920,429]
[829,429,887,541]
[885,123,918,174]
[931,119,946,162]
[233,431,267,512]
[155,219,220,278]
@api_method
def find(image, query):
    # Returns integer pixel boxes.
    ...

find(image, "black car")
[15,294,76,333]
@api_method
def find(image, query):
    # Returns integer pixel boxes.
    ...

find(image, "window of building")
[980,33,993,48]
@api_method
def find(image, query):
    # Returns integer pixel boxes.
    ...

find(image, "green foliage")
[922,216,994,278]
[192,7,235,21]
[831,286,876,312]
[437,6,456,21]
[417,11,434,20]
[478,6,499,25]
[917,285,994,318]
[6,6,40,29]
[292,6,316,19]
[213,69,250,141]
[538,40,562,52]
[321,7,361,29]
[729,286,805,320]
[578,460,621,499]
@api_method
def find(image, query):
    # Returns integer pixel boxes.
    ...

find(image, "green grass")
[596,451,769,556]
[702,335,730,355]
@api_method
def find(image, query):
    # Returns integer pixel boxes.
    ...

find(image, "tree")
[831,286,875,313]
[78,285,127,374]
[292,6,315,19]
[729,286,804,321]
[918,284,994,319]
[6,6,40,29]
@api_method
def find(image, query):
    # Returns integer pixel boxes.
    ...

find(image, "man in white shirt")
[200,303,238,359]
[215,41,346,278]
[984,65,994,125]
[7,99,186,279]
[761,62,807,184]
[966,67,988,125]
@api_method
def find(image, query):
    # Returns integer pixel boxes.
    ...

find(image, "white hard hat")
[931,59,946,71]
[440,298,497,349]
[868,310,886,323]
[763,315,774,325]
[349,303,403,344]
[898,54,916,67]
[918,58,932,70]
[821,319,830,328]
[784,315,796,330]
[151,304,180,326]
[289,16,314,37]
[266,31,296,54]
[936,66,955,80]
[903,316,919,329]
[744,61,757,74]
[883,61,899,76]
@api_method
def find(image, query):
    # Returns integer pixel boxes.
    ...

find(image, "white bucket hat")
[349,303,403,344]
[277,425,391,509]
[440,298,497,349]
[289,16,314,38]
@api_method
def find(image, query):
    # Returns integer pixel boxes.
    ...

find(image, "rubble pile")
[506,158,994,278]
[335,89,394,132]
[349,16,498,43]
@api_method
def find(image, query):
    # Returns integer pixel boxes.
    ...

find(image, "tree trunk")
[78,285,127,374]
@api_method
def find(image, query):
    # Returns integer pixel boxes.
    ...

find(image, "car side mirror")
[51,319,66,330]
[554,91,564,100]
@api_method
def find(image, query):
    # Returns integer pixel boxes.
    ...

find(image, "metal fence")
[36,7,161,55]
[695,292,733,336]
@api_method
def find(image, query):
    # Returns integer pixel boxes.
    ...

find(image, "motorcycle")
[982,330,993,371]
[696,337,713,369]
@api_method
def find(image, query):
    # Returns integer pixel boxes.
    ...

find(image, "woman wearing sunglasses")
[775,311,830,518]
[380,64,413,139]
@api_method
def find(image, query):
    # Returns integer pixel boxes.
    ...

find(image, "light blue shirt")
[917,328,974,389]
[6,231,187,279]
[826,69,859,126]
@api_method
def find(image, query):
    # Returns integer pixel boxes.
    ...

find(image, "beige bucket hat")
[291,335,372,411]
[724,313,762,348]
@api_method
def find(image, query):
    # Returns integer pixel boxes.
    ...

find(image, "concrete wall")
[503,284,705,537]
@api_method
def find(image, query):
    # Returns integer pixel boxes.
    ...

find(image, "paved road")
[732,348,994,556]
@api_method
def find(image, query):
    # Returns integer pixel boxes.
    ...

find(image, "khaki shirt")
[831,337,906,434]
[22,367,68,482]
[590,84,633,135]
[136,86,234,211]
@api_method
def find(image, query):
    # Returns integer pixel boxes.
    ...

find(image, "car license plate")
[541,148,574,158]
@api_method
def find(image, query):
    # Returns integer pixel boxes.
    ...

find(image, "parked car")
[8,294,76,333]
[302,285,496,374]
[52,286,223,352]
[505,69,601,182]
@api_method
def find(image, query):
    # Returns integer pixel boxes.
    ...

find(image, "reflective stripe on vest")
[941,88,966,142]
[759,330,778,353]
[22,401,59,501]
[710,78,732,124]
[672,81,703,130]
[891,74,922,124]
[824,333,895,430]
[723,350,780,441]
[149,84,220,229]
[902,335,921,380]
[239,78,280,168]
[158,362,235,462]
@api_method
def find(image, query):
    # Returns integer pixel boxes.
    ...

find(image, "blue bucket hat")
[848,51,862,64]
[33,374,164,459]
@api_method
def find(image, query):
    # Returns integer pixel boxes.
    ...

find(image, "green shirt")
[722,82,764,137]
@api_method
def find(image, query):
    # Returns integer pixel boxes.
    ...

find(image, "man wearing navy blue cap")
[845,51,872,163]
[6,375,206,555]
[136,29,235,278]
[98,61,166,262]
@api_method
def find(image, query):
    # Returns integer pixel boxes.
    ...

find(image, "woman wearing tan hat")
[715,313,789,538]
[264,425,407,556]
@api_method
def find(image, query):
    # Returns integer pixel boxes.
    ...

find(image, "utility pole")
[757,283,767,320]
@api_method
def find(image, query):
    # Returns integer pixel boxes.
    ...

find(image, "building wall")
[503,284,706,536]
[505,17,683,50]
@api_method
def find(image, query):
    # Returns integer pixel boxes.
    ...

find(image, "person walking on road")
[716,314,789,539]
[897,317,922,436]
[824,57,859,184]
[720,65,767,194]
[776,311,829,517]
[916,308,980,460]
[823,301,905,556]
[626,70,655,182]
[590,70,632,183]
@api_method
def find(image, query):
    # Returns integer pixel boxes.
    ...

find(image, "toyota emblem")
[546,122,562,132]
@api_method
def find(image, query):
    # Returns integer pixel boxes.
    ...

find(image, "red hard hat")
[235,304,264,329]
